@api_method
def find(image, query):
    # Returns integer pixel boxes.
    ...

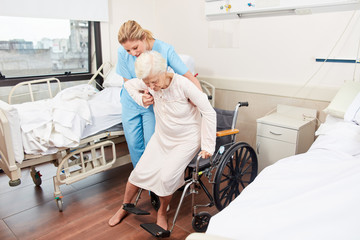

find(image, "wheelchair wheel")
[192,212,211,232]
[150,191,160,211]
[213,142,258,211]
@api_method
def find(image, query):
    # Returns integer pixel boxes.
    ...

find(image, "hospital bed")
[186,81,360,240]
[0,62,130,211]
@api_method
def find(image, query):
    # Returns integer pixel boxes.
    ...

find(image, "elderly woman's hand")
[142,90,154,106]
[198,150,212,159]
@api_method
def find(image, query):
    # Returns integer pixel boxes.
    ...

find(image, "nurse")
[117,20,201,167]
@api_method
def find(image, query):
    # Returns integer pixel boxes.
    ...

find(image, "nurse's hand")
[142,90,154,106]
[198,150,212,159]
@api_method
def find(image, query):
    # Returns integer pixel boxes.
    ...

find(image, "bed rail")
[55,140,117,185]
[8,77,62,104]
[88,62,113,89]
[200,80,215,107]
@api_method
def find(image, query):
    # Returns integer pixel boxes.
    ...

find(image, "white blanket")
[206,148,360,240]
[13,84,122,156]
[206,116,360,240]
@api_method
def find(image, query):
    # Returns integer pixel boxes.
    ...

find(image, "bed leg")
[53,176,64,212]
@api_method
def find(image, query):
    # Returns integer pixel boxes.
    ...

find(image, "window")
[0,16,100,86]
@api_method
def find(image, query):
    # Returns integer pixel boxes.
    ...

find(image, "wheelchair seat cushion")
[187,156,211,170]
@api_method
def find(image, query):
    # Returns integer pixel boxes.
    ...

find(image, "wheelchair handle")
[231,101,249,129]
[238,102,249,107]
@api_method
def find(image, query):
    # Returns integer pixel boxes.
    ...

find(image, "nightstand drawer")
[257,123,298,143]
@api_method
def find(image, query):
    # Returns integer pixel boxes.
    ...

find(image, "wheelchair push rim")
[213,142,258,211]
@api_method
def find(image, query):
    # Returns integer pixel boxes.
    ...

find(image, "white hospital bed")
[186,81,360,240]
[0,62,130,211]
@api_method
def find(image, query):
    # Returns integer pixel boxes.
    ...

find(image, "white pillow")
[179,54,195,75]
[0,100,24,163]
[168,54,196,75]
[103,68,124,88]
[312,120,360,156]
[344,92,360,124]
[323,81,360,118]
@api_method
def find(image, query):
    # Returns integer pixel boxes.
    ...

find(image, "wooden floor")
[0,143,218,240]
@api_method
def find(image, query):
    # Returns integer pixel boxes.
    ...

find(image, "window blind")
[0,0,109,21]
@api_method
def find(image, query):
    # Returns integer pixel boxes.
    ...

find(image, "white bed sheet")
[206,118,360,240]
[11,84,122,161]
[82,86,122,138]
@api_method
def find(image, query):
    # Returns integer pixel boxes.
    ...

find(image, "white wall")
[101,0,360,100]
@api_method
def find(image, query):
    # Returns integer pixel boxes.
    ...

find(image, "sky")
[0,16,70,43]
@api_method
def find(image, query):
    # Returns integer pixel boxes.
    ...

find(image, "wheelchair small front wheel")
[213,142,258,211]
[192,212,211,232]
[150,191,160,211]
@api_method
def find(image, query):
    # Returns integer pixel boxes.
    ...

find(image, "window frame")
[0,21,103,87]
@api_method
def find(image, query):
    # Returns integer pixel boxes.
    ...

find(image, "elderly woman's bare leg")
[108,181,139,227]
[157,195,172,230]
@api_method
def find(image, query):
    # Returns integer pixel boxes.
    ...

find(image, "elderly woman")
[108,51,216,230]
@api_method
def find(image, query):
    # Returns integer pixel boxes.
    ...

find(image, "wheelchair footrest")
[123,203,150,215]
[140,223,171,238]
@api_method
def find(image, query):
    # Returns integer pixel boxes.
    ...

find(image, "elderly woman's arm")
[124,78,153,107]
[182,76,216,156]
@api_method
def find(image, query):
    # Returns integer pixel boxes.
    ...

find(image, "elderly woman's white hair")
[135,51,167,79]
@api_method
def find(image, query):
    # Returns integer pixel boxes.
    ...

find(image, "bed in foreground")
[186,81,360,240]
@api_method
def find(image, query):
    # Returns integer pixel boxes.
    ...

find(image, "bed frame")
[0,64,130,211]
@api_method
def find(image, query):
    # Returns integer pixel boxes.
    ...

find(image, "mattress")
[205,115,360,240]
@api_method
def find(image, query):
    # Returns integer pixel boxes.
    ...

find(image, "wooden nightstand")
[256,105,317,173]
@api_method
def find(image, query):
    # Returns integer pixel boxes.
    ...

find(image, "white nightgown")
[124,74,216,197]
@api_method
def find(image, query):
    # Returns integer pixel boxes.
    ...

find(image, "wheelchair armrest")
[216,129,239,137]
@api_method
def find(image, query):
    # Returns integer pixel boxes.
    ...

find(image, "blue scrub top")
[116,39,188,79]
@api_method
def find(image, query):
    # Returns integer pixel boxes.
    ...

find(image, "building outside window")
[0,16,93,84]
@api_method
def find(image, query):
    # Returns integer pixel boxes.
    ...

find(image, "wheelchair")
[123,101,258,238]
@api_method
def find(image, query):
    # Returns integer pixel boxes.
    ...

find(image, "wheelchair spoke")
[219,185,232,204]
[229,154,235,170]
[218,183,231,194]
[223,186,235,206]
[239,181,246,188]
[241,163,252,175]
[234,147,243,172]
[233,183,241,196]
[240,151,251,169]
[219,178,229,185]
[223,193,232,207]
[242,171,253,176]
[240,180,251,184]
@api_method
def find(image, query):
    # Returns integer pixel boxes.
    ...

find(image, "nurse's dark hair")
[118,20,154,44]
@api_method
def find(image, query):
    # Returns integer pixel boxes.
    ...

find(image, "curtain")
[0,0,109,21]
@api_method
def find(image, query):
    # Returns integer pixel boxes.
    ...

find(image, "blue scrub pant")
[120,88,155,167]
